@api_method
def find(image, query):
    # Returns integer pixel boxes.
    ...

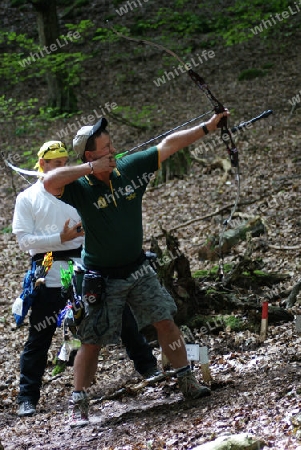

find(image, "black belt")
[86,250,146,279]
[32,246,82,263]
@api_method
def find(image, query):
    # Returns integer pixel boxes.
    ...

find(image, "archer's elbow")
[43,173,63,197]
[157,141,178,163]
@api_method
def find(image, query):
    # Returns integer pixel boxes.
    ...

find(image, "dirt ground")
[1,0,301,448]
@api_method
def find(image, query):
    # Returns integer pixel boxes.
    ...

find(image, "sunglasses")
[41,142,66,158]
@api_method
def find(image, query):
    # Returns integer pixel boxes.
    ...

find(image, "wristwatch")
[201,123,209,135]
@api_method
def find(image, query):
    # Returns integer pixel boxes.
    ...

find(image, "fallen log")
[223,258,291,288]
[198,216,265,261]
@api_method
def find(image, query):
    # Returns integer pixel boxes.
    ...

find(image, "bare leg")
[73,344,101,391]
[153,319,188,369]
[154,319,211,399]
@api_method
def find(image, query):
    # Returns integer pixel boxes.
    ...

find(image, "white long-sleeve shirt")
[12,179,84,287]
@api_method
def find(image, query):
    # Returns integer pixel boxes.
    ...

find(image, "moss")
[238,68,267,81]
[192,263,233,279]
[223,315,245,331]
[205,288,219,294]
[262,62,274,70]
[192,269,209,278]
[188,313,248,333]
[188,314,225,332]
[253,270,269,276]
[241,269,269,278]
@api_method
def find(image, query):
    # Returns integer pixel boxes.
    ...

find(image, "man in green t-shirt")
[44,109,229,427]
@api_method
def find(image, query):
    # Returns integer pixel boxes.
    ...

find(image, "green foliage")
[0,96,38,131]
[51,358,67,376]
[216,314,245,331]
[93,25,128,43]
[38,105,79,120]
[216,0,294,45]
[188,314,226,331]
[0,95,76,166]
[0,28,91,90]
[116,0,296,48]
[0,32,36,83]
[238,68,267,81]
[1,225,12,234]
[193,264,233,279]
[65,20,94,42]
[130,7,214,37]
[3,0,296,185]
[189,313,245,333]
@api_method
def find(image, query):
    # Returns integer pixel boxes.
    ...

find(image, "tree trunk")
[30,0,76,112]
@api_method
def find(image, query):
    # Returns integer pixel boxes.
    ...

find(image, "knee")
[153,319,176,334]
[79,343,101,357]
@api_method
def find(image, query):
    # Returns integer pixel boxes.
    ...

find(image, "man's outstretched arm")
[157,110,229,163]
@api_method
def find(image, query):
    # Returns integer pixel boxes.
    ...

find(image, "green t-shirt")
[60,146,159,267]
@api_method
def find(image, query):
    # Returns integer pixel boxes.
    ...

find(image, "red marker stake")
[260,301,269,340]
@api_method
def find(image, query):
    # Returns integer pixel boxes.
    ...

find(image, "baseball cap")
[73,117,108,159]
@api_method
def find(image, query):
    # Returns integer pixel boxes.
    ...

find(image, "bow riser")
[187,68,239,167]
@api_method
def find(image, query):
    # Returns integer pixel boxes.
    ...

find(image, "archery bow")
[110,26,242,280]
[110,26,238,166]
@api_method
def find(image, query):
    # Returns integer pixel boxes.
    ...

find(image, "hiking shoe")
[142,367,165,381]
[177,370,211,399]
[18,401,36,417]
[69,391,89,427]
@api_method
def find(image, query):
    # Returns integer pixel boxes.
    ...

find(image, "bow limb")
[4,160,43,177]
[110,28,240,257]
[1,152,42,182]
[109,25,187,67]
[109,26,273,276]
[110,26,238,167]
[187,69,238,168]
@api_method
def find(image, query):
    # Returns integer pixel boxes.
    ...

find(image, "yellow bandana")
[34,141,68,172]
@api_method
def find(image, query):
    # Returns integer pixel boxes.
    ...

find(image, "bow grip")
[217,115,227,129]
[228,148,239,168]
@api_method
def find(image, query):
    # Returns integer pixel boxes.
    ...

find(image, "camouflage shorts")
[77,260,177,346]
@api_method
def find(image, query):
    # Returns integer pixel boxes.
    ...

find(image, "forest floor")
[0,0,301,449]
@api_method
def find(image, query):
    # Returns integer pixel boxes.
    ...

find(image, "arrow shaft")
[115,109,273,159]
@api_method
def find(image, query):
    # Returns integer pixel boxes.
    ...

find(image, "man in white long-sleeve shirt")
[13,141,160,417]
[12,141,85,417]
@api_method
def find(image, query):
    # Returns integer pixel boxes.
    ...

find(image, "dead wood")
[222,258,291,288]
[247,305,294,324]
[144,189,289,241]
[267,244,300,250]
[150,229,197,324]
[284,278,301,308]
[198,216,265,261]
